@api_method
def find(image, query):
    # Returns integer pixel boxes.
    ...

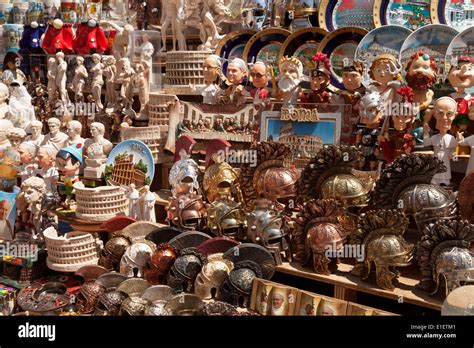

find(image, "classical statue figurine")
[18,141,38,183]
[67,120,85,146]
[56,143,83,209]
[301,53,333,105]
[116,58,135,109]
[139,34,154,70]
[0,82,10,119]
[47,56,57,98]
[221,58,248,106]
[134,62,150,115]
[199,0,230,51]
[42,117,68,151]
[27,120,44,146]
[160,0,186,51]
[244,61,270,108]
[83,122,113,179]
[456,131,474,176]
[140,185,156,222]
[36,144,59,193]
[191,54,222,105]
[423,97,459,186]
[90,53,105,110]
[8,81,36,130]
[277,56,303,106]
[128,183,140,219]
[21,176,47,234]
[101,21,134,61]
[7,127,27,149]
[368,54,402,111]
[1,52,26,86]
[55,51,69,106]
[72,56,88,102]
[103,56,117,108]
[0,119,14,150]
[447,56,474,134]
[405,51,437,124]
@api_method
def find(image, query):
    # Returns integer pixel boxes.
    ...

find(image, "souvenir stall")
[0,0,473,317]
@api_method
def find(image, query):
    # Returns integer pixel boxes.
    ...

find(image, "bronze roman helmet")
[416,219,474,296]
[293,199,348,274]
[350,209,414,290]
[166,183,208,231]
[372,154,457,231]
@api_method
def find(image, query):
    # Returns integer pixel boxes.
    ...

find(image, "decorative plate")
[399,24,459,74]
[317,26,368,90]
[431,0,474,33]
[105,140,155,189]
[445,26,474,93]
[319,0,375,32]
[355,25,412,84]
[243,28,291,77]
[216,29,257,74]
[373,0,432,30]
[278,27,328,76]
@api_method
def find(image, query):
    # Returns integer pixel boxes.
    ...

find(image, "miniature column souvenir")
[17,141,37,183]
[447,56,474,133]
[0,119,13,150]
[301,53,333,105]
[27,120,44,146]
[277,56,303,107]
[55,51,69,106]
[423,97,459,186]
[66,120,85,146]
[56,143,83,208]
[21,176,46,233]
[7,127,26,149]
[193,55,222,105]
[0,199,14,241]
[116,58,135,109]
[47,56,57,99]
[245,61,270,109]
[456,132,474,176]
[72,56,88,102]
[357,91,384,171]
[1,52,26,86]
[368,54,402,111]
[160,0,186,51]
[222,58,248,106]
[103,56,117,109]
[42,117,68,150]
[83,122,113,179]
[0,83,10,119]
[36,144,59,193]
[8,80,36,130]
[90,53,104,110]
[404,51,437,124]
[128,183,140,219]
[140,185,156,222]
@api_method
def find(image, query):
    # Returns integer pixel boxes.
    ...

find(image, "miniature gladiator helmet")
[142,285,175,316]
[194,253,234,300]
[119,296,149,316]
[299,145,370,208]
[416,219,474,296]
[119,241,155,278]
[99,235,131,271]
[166,190,208,231]
[293,199,347,274]
[245,198,291,265]
[94,290,127,316]
[164,294,205,316]
[169,136,201,195]
[350,210,414,290]
[75,281,106,314]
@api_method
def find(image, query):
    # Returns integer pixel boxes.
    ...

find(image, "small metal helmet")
[203,161,242,203]
[144,243,178,285]
[207,184,245,239]
[164,293,205,315]
[94,290,127,316]
[434,247,474,296]
[194,254,234,300]
[75,281,106,314]
[169,154,201,195]
[167,191,208,231]
[142,285,175,316]
[99,236,131,271]
[202,301,240,316]
[246,198,291,265]
[167,248,206,293]
[119,296,148,316]
[253,162,300,204]
[319,174,370,207]
[119,241,155,278]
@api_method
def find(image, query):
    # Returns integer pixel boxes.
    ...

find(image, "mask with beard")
[406,72,436,90]
[278,76,299,93]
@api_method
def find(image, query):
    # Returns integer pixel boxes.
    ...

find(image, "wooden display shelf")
[276,262,443,312]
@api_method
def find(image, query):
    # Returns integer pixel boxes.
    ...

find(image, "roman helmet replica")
[116,278,150,316]
[245,198,291,265]
[75,281,106,314]
[142,285,176,316]
[416,219,474,296]
[298,145,372,208]
[166,232,211,293]
[219,244,276,308]
[350,209,414,290]
[240,141,299,210]
[119,241,156,278]
[99,235,132,271]
[203,139,243,204]
[293,199,348,274]
[371,154,457,231]
[164,293,205,315]
[93,273,128,316]
[169,135,201,196]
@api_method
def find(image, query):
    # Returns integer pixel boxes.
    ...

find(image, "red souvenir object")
[41,23,75,54]
[73,21,109,55]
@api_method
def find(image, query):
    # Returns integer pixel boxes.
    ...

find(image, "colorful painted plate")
[317,27,368,90]
[278,27,328,76]
[373,0,432,30]
[355,25,411,84]
[319,0,375,32]
[105,140,155,189]
[431,0,474,33]
[215,29,257,74]
[445,26,474,93]
[287,0,322,17]
[243,28,291,77]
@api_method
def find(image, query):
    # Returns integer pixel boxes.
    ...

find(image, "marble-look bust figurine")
[0,119,13,150]
[83,122,113,179]
[36,144,59,193]
[42,117,68,150]
[27,120,45,146]
[18,141,38,184]
[67,120,85,146]
[21,176,47,234]
[7,127,27,149]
